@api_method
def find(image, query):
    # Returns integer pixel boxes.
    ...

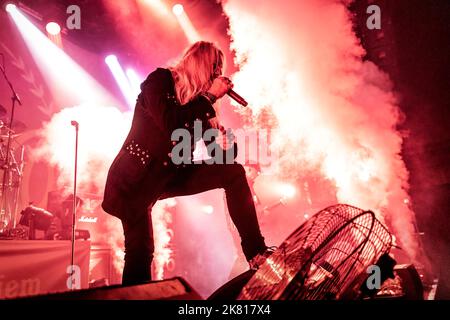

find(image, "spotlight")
[202,205,214,215]
[7,4,115,106]
[5,3,16,13]
[172,4,184,16]
[46,22,61,35]
[105,54,117,64]
[172,3,200,43]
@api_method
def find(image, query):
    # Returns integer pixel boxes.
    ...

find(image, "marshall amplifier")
[47,189,111,244]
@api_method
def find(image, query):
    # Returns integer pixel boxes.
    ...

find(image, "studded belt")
[124,140,151,166]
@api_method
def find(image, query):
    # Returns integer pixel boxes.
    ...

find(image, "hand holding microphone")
[207,76,248,107]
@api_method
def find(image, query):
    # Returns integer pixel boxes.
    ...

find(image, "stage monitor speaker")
[208,270,256,300]
[394,264,424,300]
[24,277,201,300]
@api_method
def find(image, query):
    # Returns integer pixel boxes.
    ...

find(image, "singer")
[102,41,271,285]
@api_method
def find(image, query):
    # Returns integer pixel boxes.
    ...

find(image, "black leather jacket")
[102,68,235,219]
[124,68,217,162]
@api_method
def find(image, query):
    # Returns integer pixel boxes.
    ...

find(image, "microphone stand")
[70,120,79,290]
[0,56,22,232]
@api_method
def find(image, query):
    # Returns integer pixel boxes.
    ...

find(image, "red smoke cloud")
[223,0,421,263]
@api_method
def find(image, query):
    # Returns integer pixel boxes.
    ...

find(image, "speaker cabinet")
[25,277,201,300]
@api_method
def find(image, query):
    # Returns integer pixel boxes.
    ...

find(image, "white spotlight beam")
[105,56,136,109]
[125,68,143,101]
[7,6,117,107]
[172,5,201,43]
[142,0,171,17]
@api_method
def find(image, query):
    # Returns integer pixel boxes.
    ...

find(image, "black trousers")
[120,162,266,285]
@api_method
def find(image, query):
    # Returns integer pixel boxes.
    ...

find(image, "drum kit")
[0,103,26,234]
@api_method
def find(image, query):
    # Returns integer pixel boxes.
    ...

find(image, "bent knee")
[222,163,247,186]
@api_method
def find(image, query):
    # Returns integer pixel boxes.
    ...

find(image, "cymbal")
[0,119,27,134]
[0,133,21,140]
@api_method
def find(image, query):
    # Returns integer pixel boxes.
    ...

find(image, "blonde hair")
[170,41,224,105]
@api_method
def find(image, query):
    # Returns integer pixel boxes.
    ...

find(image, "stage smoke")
[152,199,176,280]
[33,104,174,278]
[223,0,420,263]
[34,104,131,192]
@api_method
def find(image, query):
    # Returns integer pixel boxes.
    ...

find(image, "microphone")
[227,89,248,107]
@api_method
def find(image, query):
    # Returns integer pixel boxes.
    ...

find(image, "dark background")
[351,0,450,299]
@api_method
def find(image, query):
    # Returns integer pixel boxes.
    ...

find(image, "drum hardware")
[0,56,25,235]
[0,138,25,234]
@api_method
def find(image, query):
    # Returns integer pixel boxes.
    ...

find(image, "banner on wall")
[0,240,90,299]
